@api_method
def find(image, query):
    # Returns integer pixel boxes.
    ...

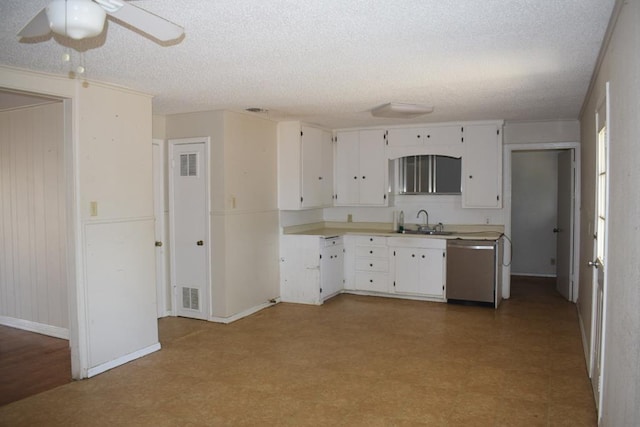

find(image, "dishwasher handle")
[447,241,496,250]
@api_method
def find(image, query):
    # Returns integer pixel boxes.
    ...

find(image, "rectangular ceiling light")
[371,102,434,118]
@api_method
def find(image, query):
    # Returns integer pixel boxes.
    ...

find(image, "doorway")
[504,142,581,302]
[168,138,210,320]
[0,90,75,381]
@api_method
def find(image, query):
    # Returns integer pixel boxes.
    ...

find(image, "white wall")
[579,0,640,423]
[166,110,280,320]
[504,120,580,144]
[0,102,69,338]
[511,151,558,276]
[77,82,159,376]
[1,66,160,378]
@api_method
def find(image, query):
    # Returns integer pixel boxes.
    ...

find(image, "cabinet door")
[462,124,502,208]
[420,249,445,297]
[358,129,387,205]
[387,127,422,147]
[320,129,334,206]
[321,244,343,299]
[335,131,360,205]
[424,125,462,145]
[301,126,325,208]
[393,247,423,294]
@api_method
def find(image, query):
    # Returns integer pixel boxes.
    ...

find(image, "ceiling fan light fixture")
[47,0,106,40]
[371,102,434,118]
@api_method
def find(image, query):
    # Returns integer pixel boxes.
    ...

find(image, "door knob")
[155,241,163,247]
[197,240,204,246]
[588,260,599,268]
[553,228,561,233]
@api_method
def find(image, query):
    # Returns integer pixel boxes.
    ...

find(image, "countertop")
[283,222,504,241]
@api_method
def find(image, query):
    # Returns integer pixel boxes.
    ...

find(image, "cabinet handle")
[369,263,373,267]
[318,176,323,180]
[422,255,425,259]
[370,250,373,254]
[369,238,373,241]
[155,241,163,247]
[412,254,415,257]
[370,279,373,283]
[426,134,430,138]
[197,240,204,246]
[417,134,421,139]
[362,176,366,179]
[469,175,473,179]
[354,176,358,179]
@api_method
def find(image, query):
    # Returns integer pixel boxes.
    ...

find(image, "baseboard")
[210,298,280,324]
[87,343,161,378]
[0,316,69,340]
[577,306,592,377]
[511,273,557,278]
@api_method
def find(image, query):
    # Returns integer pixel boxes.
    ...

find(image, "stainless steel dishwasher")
[446,239,501,307]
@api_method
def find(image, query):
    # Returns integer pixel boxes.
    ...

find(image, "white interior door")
[555,149,574,301]
[591,82,610,414]
[169,139,209,320]
[152,140,168,317]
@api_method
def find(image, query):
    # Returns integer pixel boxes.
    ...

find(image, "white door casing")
[503,142,581,301]
[168,138,210,320]
[590,82,610,415]
[152,140,168,317]
[556,149,575,301]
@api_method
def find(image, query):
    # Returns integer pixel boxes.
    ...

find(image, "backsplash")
[280,195,505,228]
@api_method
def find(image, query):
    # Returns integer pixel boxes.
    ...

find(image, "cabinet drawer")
[323,237,343,247]
[355,236,386,246]
[356,245,388,258]
[355,272,389,293]
[355,258,388,272]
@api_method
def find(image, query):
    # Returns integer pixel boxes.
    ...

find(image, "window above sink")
[397,155,461,195]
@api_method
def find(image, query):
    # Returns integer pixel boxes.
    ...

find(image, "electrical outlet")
[347,214,353,223]
[550,258,556,266]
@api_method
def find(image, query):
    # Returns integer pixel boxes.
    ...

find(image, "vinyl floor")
[0,276,596,426]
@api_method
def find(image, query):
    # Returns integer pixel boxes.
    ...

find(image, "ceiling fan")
[18,0,184,42]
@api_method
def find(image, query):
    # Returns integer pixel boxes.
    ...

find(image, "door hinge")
[497,195,500,201]
[497,129,500,135]
[393,251,396,256]
[443,252,445,258]
[384,194,387,200]
[300,131,303,136]
[320,287,322,293]
[319,254,322,259]
[461,126,464,132]
[393,281,396,287]
[300,196,303,202]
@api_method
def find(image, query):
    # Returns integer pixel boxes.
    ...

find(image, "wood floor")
[0,326,71,406]
[0,276,596,425]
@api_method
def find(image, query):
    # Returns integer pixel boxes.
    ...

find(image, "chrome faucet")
[417,209,429,230]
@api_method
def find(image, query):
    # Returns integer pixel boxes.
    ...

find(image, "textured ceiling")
[0,0,615,128]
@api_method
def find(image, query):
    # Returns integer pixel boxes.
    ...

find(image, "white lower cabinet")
[280,235,343,304]
[283,234,448,304]
[388,238,446,300]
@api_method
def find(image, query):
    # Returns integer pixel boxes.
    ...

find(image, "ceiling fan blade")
[96,0,184,41]
[17,8,51,38]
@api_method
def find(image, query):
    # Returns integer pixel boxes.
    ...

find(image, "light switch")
[90,201,98,217]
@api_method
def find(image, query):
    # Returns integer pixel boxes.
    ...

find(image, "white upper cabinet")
[335,129,388,206]
[461,123,503,208]
[278,121,333,210]
[387,125,462,147]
